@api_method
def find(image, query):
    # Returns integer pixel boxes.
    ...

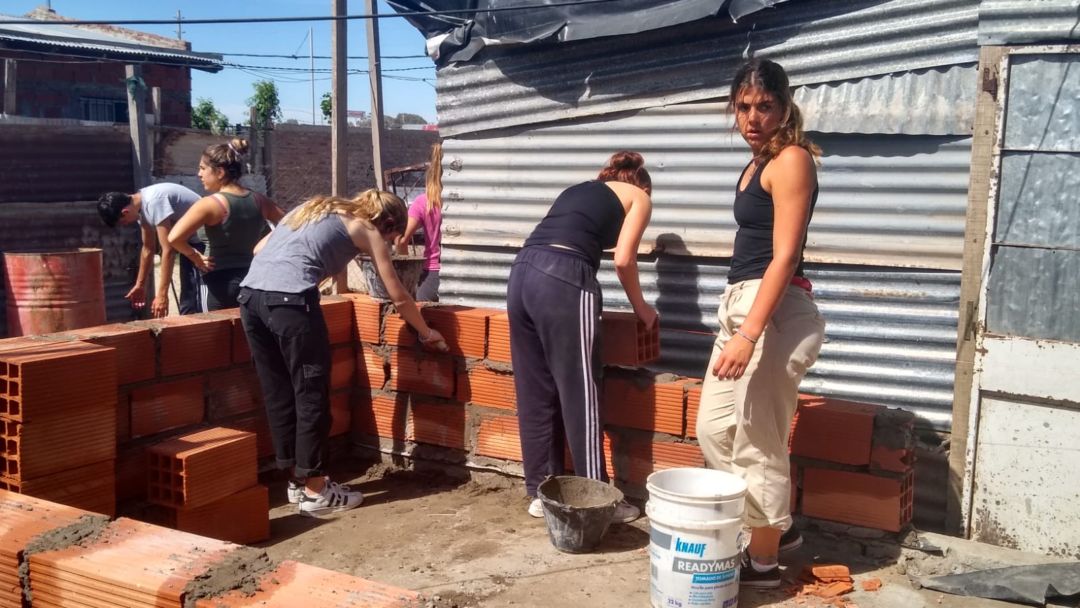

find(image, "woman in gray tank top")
[237,189,447,518]
[168,138,284,310]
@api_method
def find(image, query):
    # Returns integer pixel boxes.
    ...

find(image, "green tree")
[246,80,282,129]
[395,112,427,125]
[191,98,229,134]
[320,92,332,122]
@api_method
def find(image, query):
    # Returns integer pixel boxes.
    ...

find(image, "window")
[79,97,128,123]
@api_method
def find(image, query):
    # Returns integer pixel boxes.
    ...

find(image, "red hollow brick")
[389,349,455,399]
[603,373,684,435]
[330,345,356,390]
[475,415,522,461]
[321,296,355,345]
[0,341,116,422]
[686,382,702,439]
[2,407,116,481]
[790,395,878,466]
[163,484,270,545]
[340,293,382,343]
[130,376,205,439]
[146,427,257,508]
[408,401,467,450]
[0,459,116,517]
[136,315,232,376]
[115,445,148,503]
[486,312,511,363]
[458,365,516,410]
[602,311,660,366]
[352,393,407,440]
[356,346,387,390]
[619,438,705,486]
[801,467,914,532]
[421,306,492,359]
[870,445,915,474]
[207,367,262,421]
[330,390,351,437]
[50,323,156,385]
[564,431,616,479]
[205,308,250,363]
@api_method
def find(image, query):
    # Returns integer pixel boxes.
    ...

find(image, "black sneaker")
[779,527,803,554]
[739,558,781,588]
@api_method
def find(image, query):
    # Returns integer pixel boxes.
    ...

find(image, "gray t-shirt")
[138,183,201,245]
[241,212,359,293]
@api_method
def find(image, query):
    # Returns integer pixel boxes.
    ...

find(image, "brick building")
[0,7,221,127]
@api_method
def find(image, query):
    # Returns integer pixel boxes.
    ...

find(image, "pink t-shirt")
[408,194,442,270]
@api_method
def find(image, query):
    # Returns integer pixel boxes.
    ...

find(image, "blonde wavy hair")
[425,141,443,213]
[730,59,821,163]
[285,189,408,236]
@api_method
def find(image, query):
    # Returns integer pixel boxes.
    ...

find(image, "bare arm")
[152,223,175,317]
[395,216,421,255]
[126,222,156,309]
[256,193,285,226]
[168,196,225,271]
[713,146,815,379]
[611,184,658,328]
[347,217,446,349]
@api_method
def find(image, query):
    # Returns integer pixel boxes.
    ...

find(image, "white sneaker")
[612,500,640,524]
[288,477,353,505]
[298,479,363,517]
[527,498,544,518]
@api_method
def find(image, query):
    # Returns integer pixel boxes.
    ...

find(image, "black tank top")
[728,158,818,284]
[523,181,626,269]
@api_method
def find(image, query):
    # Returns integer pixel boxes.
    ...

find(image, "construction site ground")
[255,452,1049,608]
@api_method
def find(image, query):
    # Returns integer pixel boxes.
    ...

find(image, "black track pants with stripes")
[507,246,607,497]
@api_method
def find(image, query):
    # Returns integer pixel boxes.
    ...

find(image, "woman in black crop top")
[695,59,827,587]
[507,151,657,525]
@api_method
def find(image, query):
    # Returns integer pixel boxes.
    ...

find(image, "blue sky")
[2,1,437,125]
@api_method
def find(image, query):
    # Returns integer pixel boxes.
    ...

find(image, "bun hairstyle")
[729,59,821,162]
[285,189,408,237]
[597,150,652,194]
[202,137,249,184]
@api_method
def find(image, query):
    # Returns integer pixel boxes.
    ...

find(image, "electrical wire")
[0,0,619,26]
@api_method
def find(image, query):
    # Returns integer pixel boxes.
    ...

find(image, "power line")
[219,52,427,60]
[0,0,618,26]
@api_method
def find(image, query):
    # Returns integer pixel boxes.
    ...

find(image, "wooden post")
[151,86,162,126]
[125,65,151,189]
[365,0,385,190]
[946,45,1008,536]
[331,0,350,292]
[3,59,16,115]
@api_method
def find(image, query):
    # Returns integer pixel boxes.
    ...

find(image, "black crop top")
[523,181,626,269]
[727,159,818,285]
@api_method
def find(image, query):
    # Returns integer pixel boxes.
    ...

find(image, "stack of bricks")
[145,427,268,545]
[0,338,117,516]
[789,395,916,532]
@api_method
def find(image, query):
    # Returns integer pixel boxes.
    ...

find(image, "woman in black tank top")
[695,60,827,587]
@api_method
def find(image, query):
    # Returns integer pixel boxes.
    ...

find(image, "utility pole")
[310,26,316,125]
[176,10,183,40]
[331,0,347,197]
[365,0,385,190]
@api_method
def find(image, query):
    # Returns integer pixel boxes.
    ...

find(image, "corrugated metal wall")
[435,0,978,136]
[0,124,133,202]
[441,104,972,270]
[979,0,1080,45]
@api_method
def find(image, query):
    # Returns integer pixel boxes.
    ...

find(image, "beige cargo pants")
[696,279,826,530]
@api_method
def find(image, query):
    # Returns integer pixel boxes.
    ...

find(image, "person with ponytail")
[168,138,284,310]
[395,141,444,301]
[237,189,447,517]
[507,150,658,524]
[695,58,826,588]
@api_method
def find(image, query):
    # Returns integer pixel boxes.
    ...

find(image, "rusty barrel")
[3,248,106,336]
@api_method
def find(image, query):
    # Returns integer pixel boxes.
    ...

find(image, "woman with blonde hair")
[169,138,283,310]
[696,58,826,587]
[395,141,444,301]
[238,189,447,517]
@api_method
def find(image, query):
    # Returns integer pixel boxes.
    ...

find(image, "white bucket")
[646,468,748,608]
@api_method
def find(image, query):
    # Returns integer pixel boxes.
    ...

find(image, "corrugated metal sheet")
[986,247,1080,342]
[979,0,1080,46]
[441,104,971,270]
[0,124,133,203]
[435,0,978,136]
[795,63,977,136]
[438,245,960,430]
[1003,54,1080,152]
[997,153,1080,248]
[0,18,223,71]
[0,202,139,336]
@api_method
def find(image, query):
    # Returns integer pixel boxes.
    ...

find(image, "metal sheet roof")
[0,17,223,72]
[979,0,1080,45]
[434,0,978,136]
[795,63,977,136]
[440,103,971,270]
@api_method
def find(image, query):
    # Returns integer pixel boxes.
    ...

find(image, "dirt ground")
[256,454,1030,608]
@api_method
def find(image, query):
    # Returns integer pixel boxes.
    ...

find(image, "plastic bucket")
[537,476,623,554]
[646,468,748,608]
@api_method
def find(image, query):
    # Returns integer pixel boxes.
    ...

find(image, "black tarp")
[388,0,787,65]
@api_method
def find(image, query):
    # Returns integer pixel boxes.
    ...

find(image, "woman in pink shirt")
[396,142,444,301]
